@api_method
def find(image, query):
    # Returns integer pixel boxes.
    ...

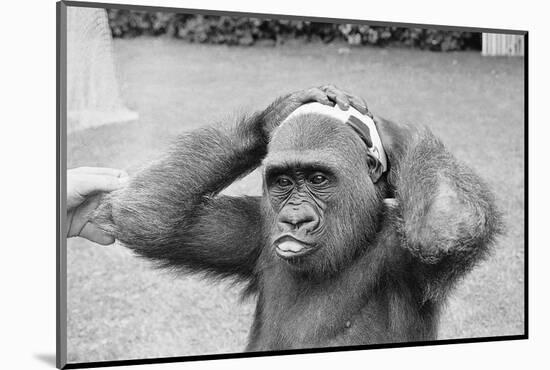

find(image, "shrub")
[106,10,481,51]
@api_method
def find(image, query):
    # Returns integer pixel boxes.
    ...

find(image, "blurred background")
[66,6,525,363]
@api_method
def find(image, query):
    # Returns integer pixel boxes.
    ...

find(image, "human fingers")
[70,172,128,196]
[67,193,116,245]
[67,172,128,210]
[78,222,116,245]
[71,167,128,178]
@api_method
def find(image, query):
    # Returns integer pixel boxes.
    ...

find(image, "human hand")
[67,167,128,245]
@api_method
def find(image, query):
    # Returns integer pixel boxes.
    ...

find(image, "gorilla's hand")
[319,84,369,116]
[261,85,369,140]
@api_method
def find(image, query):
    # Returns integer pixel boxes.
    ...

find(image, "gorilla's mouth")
[274,235,315,260]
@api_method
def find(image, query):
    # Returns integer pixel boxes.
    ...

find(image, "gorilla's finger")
[328,91,350,110]
[309,89,333,105]
[323,86,350,110]
[325,90,339,103]
[299,88,333,106]
[349,96,368,114]
[335,95,350,110]
[320,84,339,92]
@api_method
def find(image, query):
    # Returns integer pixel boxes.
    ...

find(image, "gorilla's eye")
[276,177,293,188]
[309,174,328,185]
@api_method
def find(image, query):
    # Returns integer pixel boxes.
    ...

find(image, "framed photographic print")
[56,1,527,368]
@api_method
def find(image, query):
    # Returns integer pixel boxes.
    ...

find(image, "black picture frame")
[56,1,528,368]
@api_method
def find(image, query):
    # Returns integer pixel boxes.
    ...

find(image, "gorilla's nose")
[277,205,319,232]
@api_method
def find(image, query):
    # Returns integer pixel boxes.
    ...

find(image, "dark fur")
[92,98,501,350]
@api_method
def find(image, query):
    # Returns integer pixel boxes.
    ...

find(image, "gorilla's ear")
[366,153,384,183]
[346,116,385,183]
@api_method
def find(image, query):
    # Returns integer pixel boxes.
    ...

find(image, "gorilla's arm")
[91,115,269,282]
[91,88,341,282]
[386,123,502,302]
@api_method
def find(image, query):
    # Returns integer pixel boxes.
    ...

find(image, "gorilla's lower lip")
[274,236,314,259]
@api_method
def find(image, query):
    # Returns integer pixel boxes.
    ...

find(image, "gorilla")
[91,85,501,350]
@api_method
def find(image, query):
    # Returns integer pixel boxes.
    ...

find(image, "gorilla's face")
[263,114,383,277]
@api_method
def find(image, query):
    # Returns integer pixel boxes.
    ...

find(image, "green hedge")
[107,10,481,51]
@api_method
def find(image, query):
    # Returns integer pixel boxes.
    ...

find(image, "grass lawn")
[66,38,525,363]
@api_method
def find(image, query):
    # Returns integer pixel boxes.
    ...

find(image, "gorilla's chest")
[249,267,390,350]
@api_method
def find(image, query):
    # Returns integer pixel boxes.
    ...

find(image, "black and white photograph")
[57,1,525,368]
